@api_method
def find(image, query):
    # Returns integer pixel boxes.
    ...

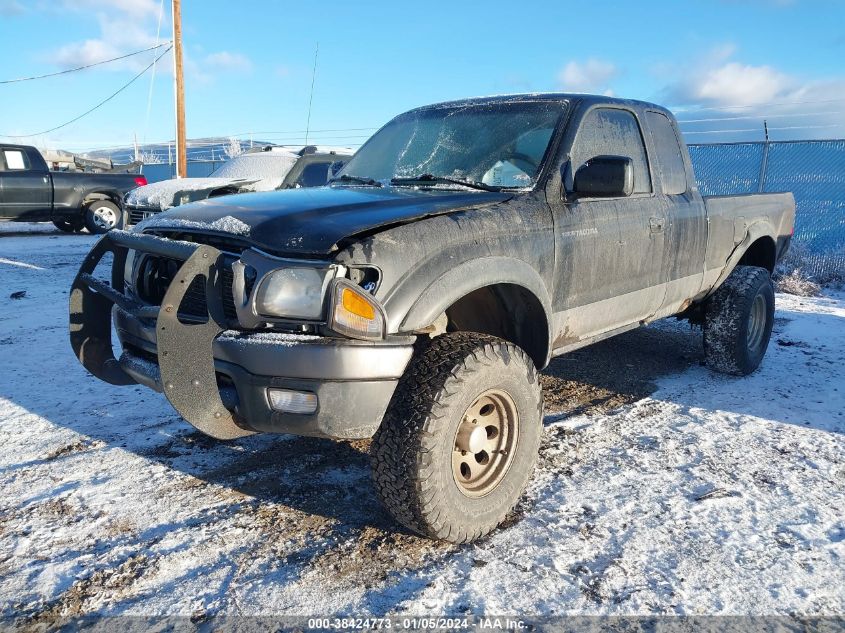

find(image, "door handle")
[649,216,665,233]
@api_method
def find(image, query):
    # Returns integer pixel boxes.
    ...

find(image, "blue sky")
[0,0,843,151]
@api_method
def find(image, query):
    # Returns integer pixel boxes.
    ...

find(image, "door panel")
[548,106,667,350]
[0,148,52,219]
[644,111,708,317]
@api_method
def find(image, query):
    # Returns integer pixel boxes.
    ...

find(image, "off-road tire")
[52,218,84,233]
[83,200,123,234]
[371,332,543,543]
[704,265,775,376]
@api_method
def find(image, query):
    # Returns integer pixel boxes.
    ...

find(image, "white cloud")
[204,51,253,73]
[0,0,24,16]
[42,3,252,84]
[48,3,167,72]
[692,62,791,106]
[666,45,810,108]
[661,45,845,141]
[557,59,618,95]
[57,0,159,18]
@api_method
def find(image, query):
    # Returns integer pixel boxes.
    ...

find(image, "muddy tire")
[83,200,123,234]
[371,332,543,543]
[704,265,775,376]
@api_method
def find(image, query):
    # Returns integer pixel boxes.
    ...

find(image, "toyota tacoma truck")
[69,94,795,543]
[0,144,146,233]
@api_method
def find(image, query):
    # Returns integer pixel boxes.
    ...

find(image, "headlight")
[123,249,136,288]
[255,267,328,319]
[329,280,385,340]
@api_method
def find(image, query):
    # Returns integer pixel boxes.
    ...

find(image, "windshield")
[337,101,564,189]
[210,152,298,181]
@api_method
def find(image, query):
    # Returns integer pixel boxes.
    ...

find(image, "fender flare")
[710,220,777,295]
[389,256,554,362]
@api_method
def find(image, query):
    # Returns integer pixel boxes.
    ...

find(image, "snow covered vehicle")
[124,145,352,225]
[70,94,795,543]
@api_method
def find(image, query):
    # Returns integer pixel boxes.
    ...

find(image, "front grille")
[133,233,244,323]
[127,206,160,226]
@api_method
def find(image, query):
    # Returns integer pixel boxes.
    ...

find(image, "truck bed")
[702,192,796,293]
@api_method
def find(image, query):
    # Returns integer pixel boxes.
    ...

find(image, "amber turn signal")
[330,280,385,340]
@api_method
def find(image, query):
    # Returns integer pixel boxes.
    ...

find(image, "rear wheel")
[83,200,123,234]
[704,265,775,375]
[52,218,84,233]
[371,332,543,543]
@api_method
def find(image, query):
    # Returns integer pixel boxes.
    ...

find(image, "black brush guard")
[69,230,254,440]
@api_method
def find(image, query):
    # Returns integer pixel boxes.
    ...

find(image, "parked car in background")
[125,145,352,226]
[0,144,146,233]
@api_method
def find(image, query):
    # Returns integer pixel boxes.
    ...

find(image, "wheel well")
[82,191,122,207]
[443,284,549,369]
[738,236,776,272]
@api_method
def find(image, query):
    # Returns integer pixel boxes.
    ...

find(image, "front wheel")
[371,332,543,543]
[704,265,775,376]
[83,200,123,234]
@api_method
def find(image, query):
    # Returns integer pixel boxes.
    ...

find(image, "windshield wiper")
[328,174,382,187]
[390,174,498,192]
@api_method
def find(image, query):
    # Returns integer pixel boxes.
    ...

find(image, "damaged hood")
[138,186,512,255]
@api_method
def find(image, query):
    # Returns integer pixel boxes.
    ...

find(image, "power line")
[672,97,845,114]
[682,123,845,135]
[678,110,845,124]
[0,42,172,84]
[226,127,378,136]
[143,0,167,145]
[0,45,173,138]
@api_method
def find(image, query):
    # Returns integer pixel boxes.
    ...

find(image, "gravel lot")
[1,228,843,622]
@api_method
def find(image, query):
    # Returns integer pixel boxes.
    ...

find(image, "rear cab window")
[571,108,652,194]
[645,111,688,195]
[1,149,29,171]
[296,161,332,187]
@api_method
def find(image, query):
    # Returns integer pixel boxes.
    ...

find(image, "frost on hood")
[133,214,252,236]
[128,152,299,210]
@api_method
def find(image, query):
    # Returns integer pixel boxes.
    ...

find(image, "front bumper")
[69,230,414,440]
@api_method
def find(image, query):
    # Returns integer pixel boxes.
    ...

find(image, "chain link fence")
[689,139,845,280]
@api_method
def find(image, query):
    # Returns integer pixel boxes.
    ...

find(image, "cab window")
[296,161,333,187]
[1,149,29,171]
[645,111,688,195]
[571,108,651,194]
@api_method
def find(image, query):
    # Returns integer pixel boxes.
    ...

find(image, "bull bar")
[69,229,255,440]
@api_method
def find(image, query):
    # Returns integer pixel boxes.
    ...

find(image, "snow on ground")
[0,234,843,624]
[0,221,61,236]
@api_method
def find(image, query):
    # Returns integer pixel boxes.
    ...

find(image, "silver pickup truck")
[70,93,795,543]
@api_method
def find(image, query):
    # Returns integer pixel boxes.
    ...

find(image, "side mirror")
[572,155,634,198]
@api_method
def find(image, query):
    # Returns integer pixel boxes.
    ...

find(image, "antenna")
[304,42,319,146]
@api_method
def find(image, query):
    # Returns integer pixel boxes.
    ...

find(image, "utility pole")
[172,0,187,178]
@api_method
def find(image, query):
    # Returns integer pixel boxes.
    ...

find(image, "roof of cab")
[409,92,675,118]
